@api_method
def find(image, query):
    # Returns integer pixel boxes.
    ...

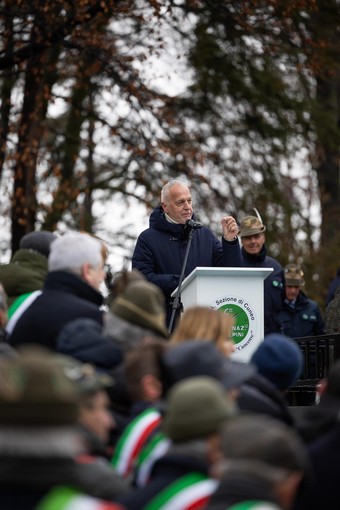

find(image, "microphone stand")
[168,224,198,334]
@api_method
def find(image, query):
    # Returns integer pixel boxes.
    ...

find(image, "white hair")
[161,180,189,203]
[48,232,102,274]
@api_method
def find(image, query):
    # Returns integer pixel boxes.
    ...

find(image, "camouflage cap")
[239,215,266,238]
[284,263,305,287]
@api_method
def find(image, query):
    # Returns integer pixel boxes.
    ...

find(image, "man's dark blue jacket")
[241,245,284,335]
[278,291,325,339]
[132,207,242,327]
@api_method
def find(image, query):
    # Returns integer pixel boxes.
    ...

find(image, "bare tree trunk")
[42,63,95,231]
[11,39,58,253]
[80,94,95,233]
[315,72,340,299]
[0,14,16,182]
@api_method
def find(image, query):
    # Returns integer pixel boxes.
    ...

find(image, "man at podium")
[132,180,242,330]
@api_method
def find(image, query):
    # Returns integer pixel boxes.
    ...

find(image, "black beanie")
[19,231,57,258]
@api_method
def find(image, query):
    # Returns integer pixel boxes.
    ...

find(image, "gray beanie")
[162,376,236,442]
[20,231,58,258]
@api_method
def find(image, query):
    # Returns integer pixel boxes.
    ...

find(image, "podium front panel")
[172,267,273,362]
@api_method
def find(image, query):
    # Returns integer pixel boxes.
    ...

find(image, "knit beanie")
[19,231,58,258]
[250,333,303,390]
[162,376,237,442]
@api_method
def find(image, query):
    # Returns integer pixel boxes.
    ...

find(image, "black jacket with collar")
[8,270,104,350]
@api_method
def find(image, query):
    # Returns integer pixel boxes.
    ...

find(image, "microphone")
[185,218,203,230]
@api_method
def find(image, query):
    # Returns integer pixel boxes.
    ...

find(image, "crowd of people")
[0,178,339,510]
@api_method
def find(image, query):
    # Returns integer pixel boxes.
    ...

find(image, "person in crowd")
[56,277,168,371]
[0,283,17,358]
[0,284,8,342]
[326,267,340,306]
[170,305,235,357]
[56,276,170,451]
[131,180,241,330]
[55,354,117,461]
[163,340,256,401]
[295,358,340,444]
[110,339,169,484]
[239,214,285,334]
[0,346,127,508]
[237,333,303,426]
[296,409,340,510]
[107,278,169,345]
[207,415,309,510]
[111,340,255,487]
[0,230,57,310]
[116,376,237,510]
[278,263,324,338]
[7,231,106,350]
[56,317,124,371]
[325,284,340,333]
[1,231,58,337]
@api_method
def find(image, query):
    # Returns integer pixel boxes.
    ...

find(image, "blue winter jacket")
[132,206,242,326]
[241,245,285,335]
[279,291,325,339]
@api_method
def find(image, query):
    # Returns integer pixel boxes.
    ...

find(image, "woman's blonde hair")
[170,306,234,356]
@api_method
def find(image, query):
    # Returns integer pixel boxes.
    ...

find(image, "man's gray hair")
[161,180,189,203]
[48,232,103,275]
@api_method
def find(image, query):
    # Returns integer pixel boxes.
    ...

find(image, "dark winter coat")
[278,291,325,339]
[0,249,48,307]
[56,317,123,370]
[7,270,104,350]
[132,207,242,326]
[116,447,215,510]
[296,422,340,510]
[237,373,295,427]
[241,245,285,334]
[0,455,128,508]
[206,471,282,510]
[295,393,340,444]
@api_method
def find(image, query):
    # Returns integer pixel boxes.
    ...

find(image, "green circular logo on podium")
[218,303,249,345]
[212,295,257,351]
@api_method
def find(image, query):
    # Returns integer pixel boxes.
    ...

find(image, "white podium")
[171,267,273,362]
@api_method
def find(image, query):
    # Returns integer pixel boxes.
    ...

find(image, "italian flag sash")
[6,290,41,334]
[35,485,120,510]
[228,501,281,510]
[111,407,162,478]
[143,472,218,510]
[135,431,171,487]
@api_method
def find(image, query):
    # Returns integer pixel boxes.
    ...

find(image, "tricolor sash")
[35,485,121,510]
[227,501,281,510]
[111,407,162,478]
[135,431,171,487]
[143,472,217,510]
